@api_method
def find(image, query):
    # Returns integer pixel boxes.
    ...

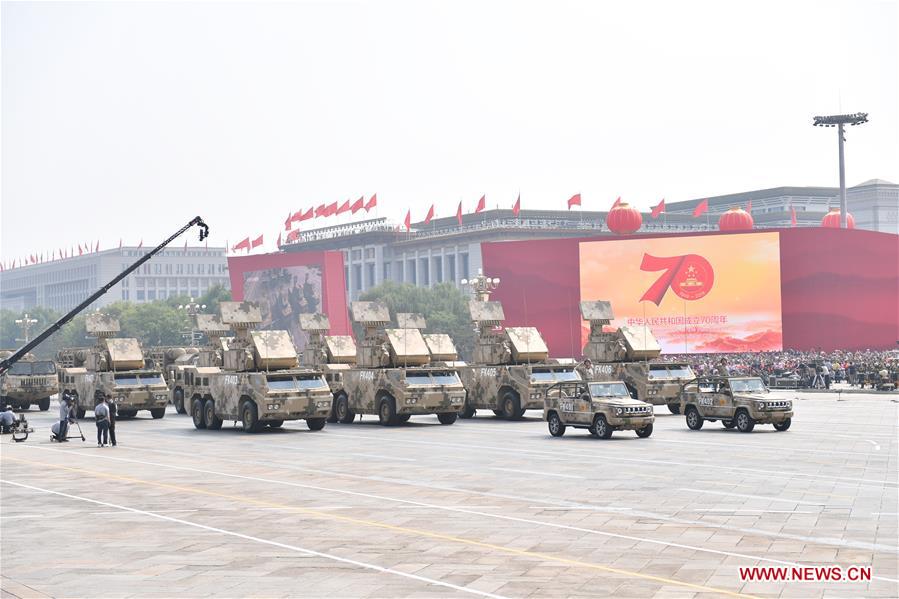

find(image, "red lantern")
[717,207,754,231]
[821,208,855,229]
[606,203,642,234]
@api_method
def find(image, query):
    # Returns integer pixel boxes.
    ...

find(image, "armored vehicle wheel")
[773,418,791,432]
[306,418,326,431]
[397,414,411,423]
[735,410,755,433]
[240,400,262,433]
[378,396,399,426]
[437,413,457,425]
[685,406,703,430]
[268,420,284,428]
[460,402,475,419]
[38,398,51,411]
[636,423,653,438]
[204,399,223,430]
[516,407,527,418]
[173,390,186,414]
[722,419,736,429]
[547,412,565,437]
[191,399,206,429]
[335,393,355,424]
[118,410,138,418]
[590,414,613,439]
[76,408,86,419]
[501,392,521,420]
[667,403,680,415]
[492,410,504,417]
[326,403,338,423]
[150,408,166,419]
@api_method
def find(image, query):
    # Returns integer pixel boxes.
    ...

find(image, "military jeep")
[679,375,793,433]
[544,380,654,439]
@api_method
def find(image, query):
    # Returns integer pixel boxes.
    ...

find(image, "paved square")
[1,391,896,598]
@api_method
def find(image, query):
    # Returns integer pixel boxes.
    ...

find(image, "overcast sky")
[2,0,896,258]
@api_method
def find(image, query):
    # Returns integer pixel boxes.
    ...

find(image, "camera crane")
[0,216,210,376]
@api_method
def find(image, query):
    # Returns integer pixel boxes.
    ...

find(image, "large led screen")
[579,233,783,353]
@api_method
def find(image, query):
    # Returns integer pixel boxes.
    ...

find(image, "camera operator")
[0,405,15,434]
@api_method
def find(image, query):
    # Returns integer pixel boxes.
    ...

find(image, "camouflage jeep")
[679,375,793,433]
[544,380,654,439]
[0,350,58,411]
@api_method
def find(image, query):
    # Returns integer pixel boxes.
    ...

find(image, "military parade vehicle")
[168,314,232,414]
[0,350,58,411]
[579,300,695,414]
[299,312,357,423]
[57,314,170,419]
[678,375,793,432]
[189,301,332,433]
[457,272,580,420]
[332,301,466,426]
[544,379,655,439]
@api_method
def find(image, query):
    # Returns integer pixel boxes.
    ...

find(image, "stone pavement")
[1,391,896,598]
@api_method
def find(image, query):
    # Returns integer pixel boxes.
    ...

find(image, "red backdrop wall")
[483,229,898,355]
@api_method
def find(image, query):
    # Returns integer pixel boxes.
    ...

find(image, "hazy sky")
[2,0,897,258]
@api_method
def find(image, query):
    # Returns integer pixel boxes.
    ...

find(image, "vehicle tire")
[722,419,736,429]
[240,400,261,433]
[191,398,206,429]
[335,393,355,424]
[437,413,457,425]
[685,406,703,430]
[326,400,338,423]
[306,418,326,431]
[547,412,566,437]
[735,409,755,433]
[204,399,223,430]
[591,414,613,439]
[150,408,166,419]
[173,389,185,414]
[636,423,653,438]
[118,410,137,418]
[268,420,284,428]
[460,401,476,419]
[38,398,51,411]
[516,406,527,418]
[76,407,86,420]
[667,403,680,415]
[501,391,521,420]
[378,396,398,426]
[492,409,504,417]
[773,418,791,432]
[397,414,411,423]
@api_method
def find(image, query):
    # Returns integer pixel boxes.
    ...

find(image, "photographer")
[0,405,14,434]
[57,393,75,442]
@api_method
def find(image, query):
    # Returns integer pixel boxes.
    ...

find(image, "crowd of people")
[659,349,899,389]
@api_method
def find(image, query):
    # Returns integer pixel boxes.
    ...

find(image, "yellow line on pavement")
[2,454,758,599]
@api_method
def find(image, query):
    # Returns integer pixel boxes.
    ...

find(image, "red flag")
[567,193,581,210]
[456,201,463,225]
[286,229,300,243]
[336,200,351,215]
[424,204,435,225]
[314,204,327,217]
[746,200,752,213]
[277,232,282,248]
[790,206,797,227]
[232,237,251,252]
[651,198,665,219]
[364,194,377,211]
[475,195,486,213]
[403,210,411,231]
[285,212,293,231]
[251,234,263,248]
[692,199,709,218]
[323,201,338,216]
[611,196,622,209]
[512,195,520,216]
[350,196,364,213]
[299,207,313,221]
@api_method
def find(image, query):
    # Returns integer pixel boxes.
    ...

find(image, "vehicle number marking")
[357,371,375,381]
[477,367,498,378]
[223,375,239,386]
[698,397,714,407]
[561,401,574,412]
[595,364,613,375]
[84,374,94,383]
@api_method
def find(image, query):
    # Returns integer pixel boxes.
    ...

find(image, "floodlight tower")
[461,269,500,302]
[178,297,207,346]
[812,112,868,228]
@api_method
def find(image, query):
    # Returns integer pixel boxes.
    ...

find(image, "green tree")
[359,282,474,360]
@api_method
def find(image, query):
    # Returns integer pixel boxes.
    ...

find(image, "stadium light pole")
[812,112,868,228]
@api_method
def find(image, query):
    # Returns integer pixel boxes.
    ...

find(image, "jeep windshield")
[530,369,581,383]
[648,364,694,380]
[729,378,767,393]
[589,382,630,398]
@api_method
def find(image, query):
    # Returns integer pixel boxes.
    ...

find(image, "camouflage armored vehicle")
[457,273,580,420]
[544,379,654,439]
[167,314,233,414]
[299,312,357,422]
[332,301,466,426]
[579,300,695,414]
[679,375,793,432]
[57,314,169,419]
[190,302,332,433]
[0,350,58,411]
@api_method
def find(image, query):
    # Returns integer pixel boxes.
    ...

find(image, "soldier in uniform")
[577,359,595,380]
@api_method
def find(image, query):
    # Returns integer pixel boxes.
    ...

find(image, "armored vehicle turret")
[299,313,357,423]
[457,272,580,420]
[330,301,466,426]
[0,350,58,412]
[57,314,169,419]
[168,314,233,414]
[578,300,695,413]
[188,302,332,433]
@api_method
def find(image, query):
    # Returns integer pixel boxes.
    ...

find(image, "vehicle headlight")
[756,401,767,409]
[267,403,281,410]
[615,407,623,416]
[405,397,419,405]
[315,400,331,409]
[116,395,125,402]
[450,396,464,405]
[155,394,167,401]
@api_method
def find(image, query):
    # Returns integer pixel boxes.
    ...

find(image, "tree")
[359,282,474,360]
